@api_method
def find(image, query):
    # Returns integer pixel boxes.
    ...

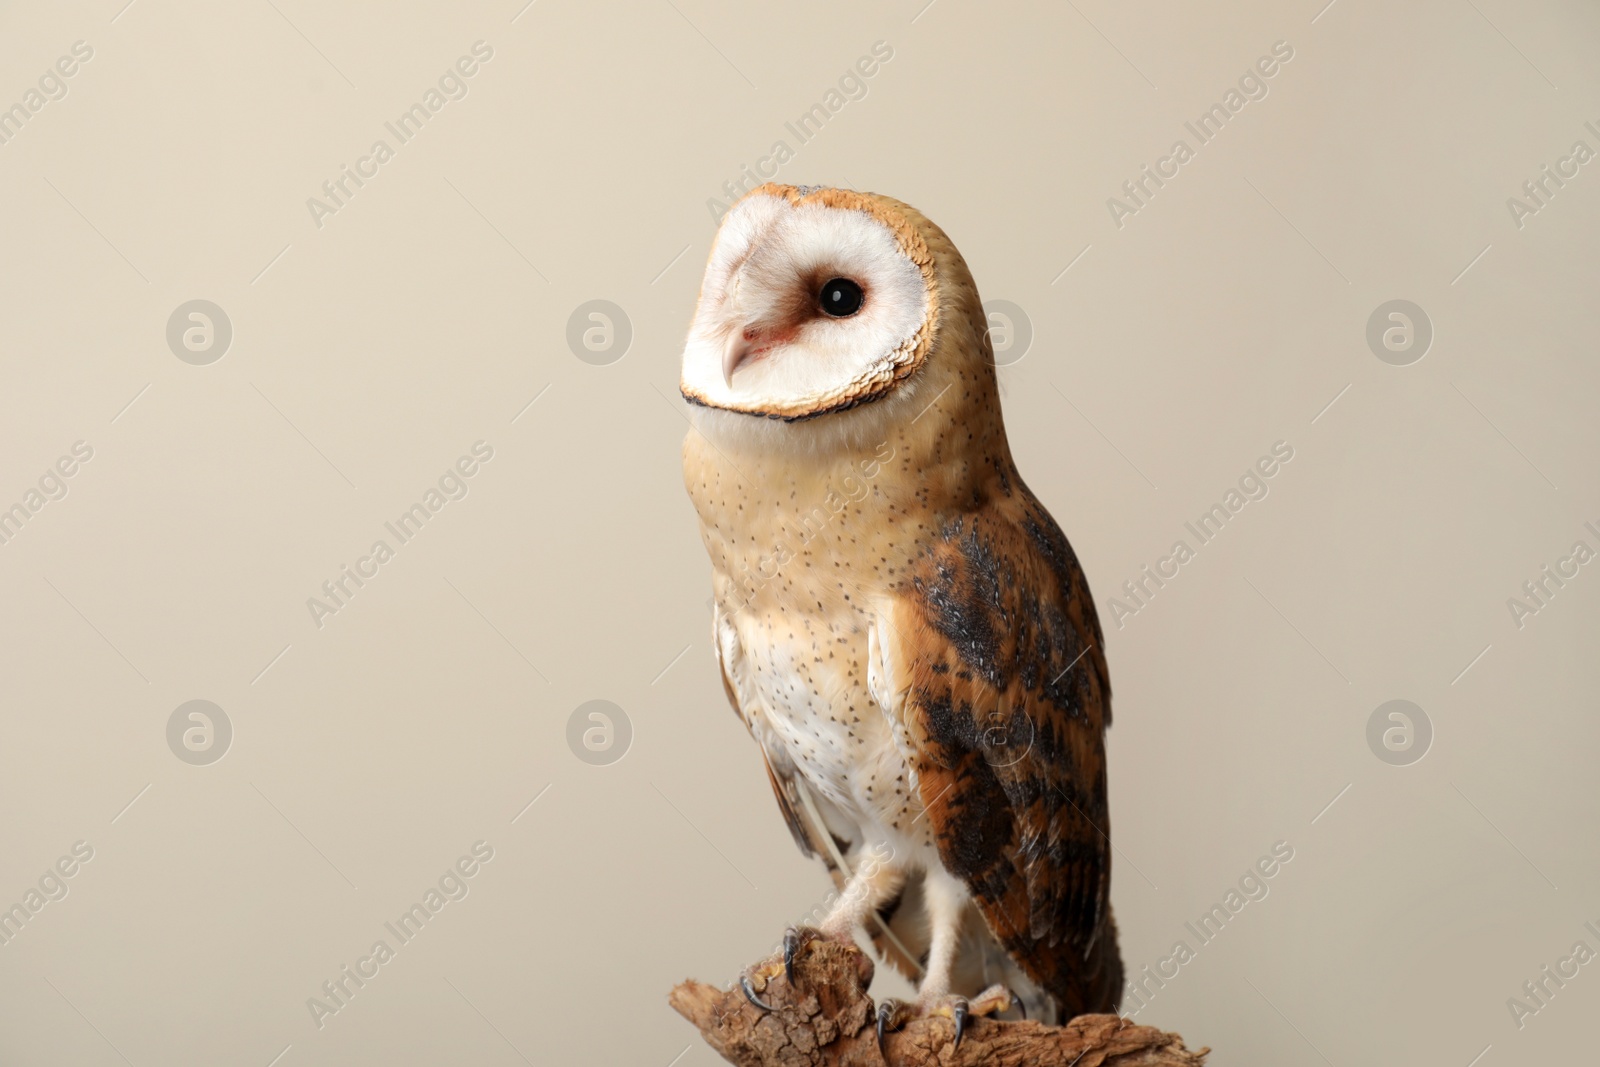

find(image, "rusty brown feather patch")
[896,475,1124,1017]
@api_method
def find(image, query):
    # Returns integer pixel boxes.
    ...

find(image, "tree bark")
[670,937,1208,1067]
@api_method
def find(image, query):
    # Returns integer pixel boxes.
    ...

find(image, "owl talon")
[739,974,773,1012]
[916,986,1017,1049]
[781,925,821,984]
[783,929,800,983]
[876,998,903,1049]
[952,997,969,1049]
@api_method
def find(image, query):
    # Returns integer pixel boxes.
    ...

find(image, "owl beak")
[722,329,757,387]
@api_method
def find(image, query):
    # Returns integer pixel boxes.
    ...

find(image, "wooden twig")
[670,937,1208,1067]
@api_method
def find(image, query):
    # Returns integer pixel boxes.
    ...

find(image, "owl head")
[680,184,996,448]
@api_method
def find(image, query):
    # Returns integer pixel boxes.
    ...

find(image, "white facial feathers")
[680,192,929,420]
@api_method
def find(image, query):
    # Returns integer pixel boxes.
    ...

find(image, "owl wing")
[712,613,819,860]
[879,479,1123,1015]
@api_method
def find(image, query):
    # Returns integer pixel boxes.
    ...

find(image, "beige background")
[1,0,1597,1064]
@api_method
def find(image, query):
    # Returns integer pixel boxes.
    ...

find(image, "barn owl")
[679,184,1122,1045]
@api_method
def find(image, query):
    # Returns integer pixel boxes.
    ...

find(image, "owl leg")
[818,848,906,942]
[916,867,967,1002]
[740,850,904,1013]
[885,870,1021,1050]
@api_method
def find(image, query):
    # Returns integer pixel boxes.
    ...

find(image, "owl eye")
[818,278,864,317]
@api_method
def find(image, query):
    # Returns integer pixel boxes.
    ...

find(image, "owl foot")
[875,998,905,1049]
[736,926,846,1013]
[877,985,1021,1051]
[737,959,784,1012]
[940,985,1023,1047]
[782,924,824,984]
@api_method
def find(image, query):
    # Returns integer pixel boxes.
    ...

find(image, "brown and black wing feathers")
[891,478,1123,1016]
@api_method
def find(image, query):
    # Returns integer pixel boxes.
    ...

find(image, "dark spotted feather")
[890,476,1123,1016]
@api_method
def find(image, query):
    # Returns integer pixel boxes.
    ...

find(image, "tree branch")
[671,937,1208,1067]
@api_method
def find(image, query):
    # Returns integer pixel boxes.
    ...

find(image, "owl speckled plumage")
[679,184,1122,1036]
